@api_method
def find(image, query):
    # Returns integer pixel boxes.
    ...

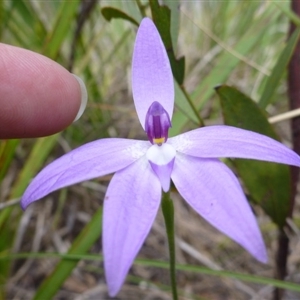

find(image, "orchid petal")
[132,18,174,129]
[171,153,267,263]
[21,139,150,209]
[149,159,174,192]
[103,156,161,296]
[146,143,176,192]
[169,125,300,167]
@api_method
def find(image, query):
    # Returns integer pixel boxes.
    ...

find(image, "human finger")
[0,43,87,139]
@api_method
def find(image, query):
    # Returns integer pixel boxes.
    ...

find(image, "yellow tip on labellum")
[153,137,165,145]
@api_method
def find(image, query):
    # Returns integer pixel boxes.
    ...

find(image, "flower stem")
[180,85,205,127]
[161,192,178,300]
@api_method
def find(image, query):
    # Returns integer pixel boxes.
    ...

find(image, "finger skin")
[0,43,81,139]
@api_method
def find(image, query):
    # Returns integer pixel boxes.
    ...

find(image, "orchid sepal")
[132,17,174,129]
[169,125,300,167]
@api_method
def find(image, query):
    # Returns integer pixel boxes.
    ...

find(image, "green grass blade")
[9,135,60,199]
[0,135,59,229]
[2,136,59,232]
[4,0,46,48]
[259,26,300,108]
[11,0,46,36]
[33,206,103,300]
[0,140,19,183]
[0,135,59,298]
[43,0,80,59]
[170,28,266,136]
[272,1,300,26]
[3,253,300,293]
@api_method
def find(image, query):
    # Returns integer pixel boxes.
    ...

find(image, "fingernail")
[72,74,88,122]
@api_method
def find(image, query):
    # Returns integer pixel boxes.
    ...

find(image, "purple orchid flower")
[21,17,300,296]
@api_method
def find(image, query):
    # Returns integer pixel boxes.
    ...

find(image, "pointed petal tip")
[140,16,154,26]
[105,267,126,298]
[20,201,27,211]
[162,182,170,193]
[259,255,268,264]
[20,194,32,211]
[19,139,148,215]
[107,285,120,298]
[170,125,300,168]
[171,154,269,266]
[251,244,268,264]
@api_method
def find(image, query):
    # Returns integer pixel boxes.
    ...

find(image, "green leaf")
[101,7,139,26]
[216,85,291,228]
[162,0,180,49]
[33,206,103,300]
[259,26,300,108]
[149,0,185,85]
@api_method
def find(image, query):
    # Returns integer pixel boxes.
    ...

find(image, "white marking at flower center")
[146,143,176,165]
